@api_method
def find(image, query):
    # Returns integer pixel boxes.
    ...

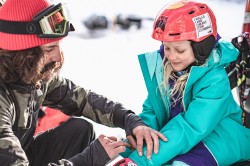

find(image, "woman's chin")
[171,64,186,72]
[172,66,182,72]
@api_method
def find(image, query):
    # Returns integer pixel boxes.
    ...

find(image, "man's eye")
[45,49,53,52]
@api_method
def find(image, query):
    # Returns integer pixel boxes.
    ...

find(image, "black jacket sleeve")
[48,139,110,166]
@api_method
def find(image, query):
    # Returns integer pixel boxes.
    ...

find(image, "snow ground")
[57,0,246,138]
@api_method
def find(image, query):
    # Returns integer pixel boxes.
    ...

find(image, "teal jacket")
[128,40,250,165]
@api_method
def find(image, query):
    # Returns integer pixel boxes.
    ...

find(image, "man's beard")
[41,61,62,82]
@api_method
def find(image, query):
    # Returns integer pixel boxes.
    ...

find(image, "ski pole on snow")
[241,0,250,127]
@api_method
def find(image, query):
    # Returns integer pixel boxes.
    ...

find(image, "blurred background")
[51,0,246,138]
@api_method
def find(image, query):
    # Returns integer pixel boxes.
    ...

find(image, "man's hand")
[98,134,131,159]
[127,126,167,159]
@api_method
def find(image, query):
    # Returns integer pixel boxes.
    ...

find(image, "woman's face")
[163,40,196,71]
[40,40,63,81]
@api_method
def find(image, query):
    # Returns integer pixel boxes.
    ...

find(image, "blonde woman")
[119,0,250,165]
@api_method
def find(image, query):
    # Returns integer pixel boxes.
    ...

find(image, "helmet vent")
[188,10,195,15]
[154,16,168,31]
[169,33,180,36]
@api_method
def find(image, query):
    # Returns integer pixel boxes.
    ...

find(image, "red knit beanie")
[0,0,64,50]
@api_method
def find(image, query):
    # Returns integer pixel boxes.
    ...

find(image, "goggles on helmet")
[0,3,75,38]
[0,0,4,7]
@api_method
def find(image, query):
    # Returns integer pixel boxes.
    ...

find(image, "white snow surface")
[55,0,246,137]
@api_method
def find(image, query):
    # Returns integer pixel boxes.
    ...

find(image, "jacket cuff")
[113,108,133,129]
[68,139,110,166]
[124,113,147,136]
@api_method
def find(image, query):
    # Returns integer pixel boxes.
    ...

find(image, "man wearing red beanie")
[0,0,167,165]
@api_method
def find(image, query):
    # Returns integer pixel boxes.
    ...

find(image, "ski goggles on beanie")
[0,3,74,38]
[0,0,5,6]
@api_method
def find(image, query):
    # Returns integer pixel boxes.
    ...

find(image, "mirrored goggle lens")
[39,6,68,35]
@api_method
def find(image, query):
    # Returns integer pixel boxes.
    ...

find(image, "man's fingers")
[98,134,112,145]
[111,140,131,154]
[144,135,153,159]
[155,131,168,141]
[102,139,130,158]
[135,133,144,156]
[131,126,168,159]
[127,135,136,149]
[107,136,118,142]
[112,140,131,148]
[98,134,105,139]
[113,145,126,154]
[151,132,159,154]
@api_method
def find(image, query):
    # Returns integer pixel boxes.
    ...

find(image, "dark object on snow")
[113,14,143,30]
[225,32,250,166]
[83,14,108,31]
[226,32,250,128]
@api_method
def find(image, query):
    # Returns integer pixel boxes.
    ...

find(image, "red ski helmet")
[152,0,217,62]
[152,0,217,43]
[0,0,74,51]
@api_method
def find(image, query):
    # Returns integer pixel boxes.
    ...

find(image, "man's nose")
[50,52,63,62]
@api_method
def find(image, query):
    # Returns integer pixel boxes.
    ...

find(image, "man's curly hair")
[0,46,62,88]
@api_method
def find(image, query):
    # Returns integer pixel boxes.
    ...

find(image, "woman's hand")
[127,126,168,159]
[98,134,131,159]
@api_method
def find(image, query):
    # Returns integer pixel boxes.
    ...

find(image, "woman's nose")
[166,52,176,61]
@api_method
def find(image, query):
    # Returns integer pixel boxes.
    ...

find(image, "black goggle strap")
[0,19,72,38]
[0,19,43,35]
